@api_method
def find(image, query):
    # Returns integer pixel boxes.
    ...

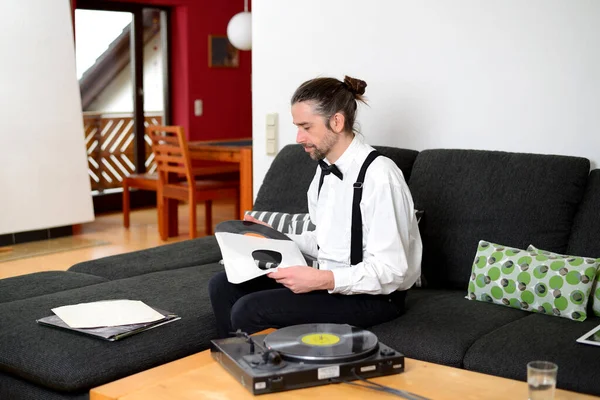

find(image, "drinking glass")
[527,361,558,400]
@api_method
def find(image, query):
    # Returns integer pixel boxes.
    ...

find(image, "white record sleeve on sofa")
[216,232,307,284]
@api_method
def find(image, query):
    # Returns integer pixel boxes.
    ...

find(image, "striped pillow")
[244,211,294,234]
[288,213,316,235]
[244,211,317,235]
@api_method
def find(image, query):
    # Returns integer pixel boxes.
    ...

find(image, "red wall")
[75,0,251,142]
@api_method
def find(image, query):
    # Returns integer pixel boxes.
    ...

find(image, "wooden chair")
[148,125,240,240]
[122,173,158,228]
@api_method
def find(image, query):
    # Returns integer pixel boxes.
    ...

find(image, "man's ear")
[330,113,345,134]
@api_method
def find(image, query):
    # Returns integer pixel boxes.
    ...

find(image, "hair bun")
[343,76,367,96]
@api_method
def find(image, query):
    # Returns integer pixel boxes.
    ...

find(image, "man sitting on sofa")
[208,75,422,338]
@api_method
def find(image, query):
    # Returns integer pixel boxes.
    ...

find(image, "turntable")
[210,323,405,395]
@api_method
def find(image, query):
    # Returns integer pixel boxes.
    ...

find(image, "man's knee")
[230,295,268,334]
[230,296,250,330]
[208,271,228,301]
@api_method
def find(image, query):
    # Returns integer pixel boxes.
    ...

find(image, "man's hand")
[243,214,272,228]
[267,266,334,294]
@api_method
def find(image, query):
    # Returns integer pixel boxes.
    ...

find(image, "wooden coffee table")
[91,333,598,400]
[90,350,598,400]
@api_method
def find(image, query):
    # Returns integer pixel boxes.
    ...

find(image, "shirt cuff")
[329,268,354,294]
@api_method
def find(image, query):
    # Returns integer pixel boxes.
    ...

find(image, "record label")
[245,232,266,238]
[301,333,340,347]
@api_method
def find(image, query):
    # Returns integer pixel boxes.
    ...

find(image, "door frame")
[75,0,172,213]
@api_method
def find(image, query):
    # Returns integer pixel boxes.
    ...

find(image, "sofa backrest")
[0,271,108,304]
[253,143,419,213]
[566,169,600,258]
[252,144,318,213]
[408,149,590,290]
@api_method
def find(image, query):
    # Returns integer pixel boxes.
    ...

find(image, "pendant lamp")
[227,0,252,51]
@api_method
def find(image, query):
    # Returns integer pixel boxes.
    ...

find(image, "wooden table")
[165,138,252,237]
[90,342,597,399]
[189,138,253,220]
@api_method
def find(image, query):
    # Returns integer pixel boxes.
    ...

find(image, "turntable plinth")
[90,329,596,400]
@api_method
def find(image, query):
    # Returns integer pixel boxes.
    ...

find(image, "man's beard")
[306,130,338,161]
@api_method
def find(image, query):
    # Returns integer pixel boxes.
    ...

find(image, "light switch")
[194,99,203,116]
[266,113,277,126]
[266,113,278,155]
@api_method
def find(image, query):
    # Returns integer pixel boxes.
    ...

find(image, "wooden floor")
[0,199,238,280]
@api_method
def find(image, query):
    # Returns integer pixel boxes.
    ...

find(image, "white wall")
[88,35,164,113]
[252,0,600,198]
[0,0,94,235]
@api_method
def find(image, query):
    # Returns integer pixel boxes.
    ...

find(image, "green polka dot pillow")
[527,245,600,318]
[467,240,600,321]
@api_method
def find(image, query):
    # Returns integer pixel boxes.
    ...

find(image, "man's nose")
[296,129,305,143]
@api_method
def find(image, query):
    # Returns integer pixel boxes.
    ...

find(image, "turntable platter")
[263,323,379,364]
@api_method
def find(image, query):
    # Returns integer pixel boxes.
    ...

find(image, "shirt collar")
[325,135,362,178]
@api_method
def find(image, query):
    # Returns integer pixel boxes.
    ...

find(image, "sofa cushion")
[0,372,87,400]
[0,271,108,304]
[463,313,600,396]
[369,290,529,368]
[252,144,419,213]
[0,263,222,392]
[68,236,221,280]
[466,241,598,321]
[408,149,590,290]
[567,170,600,258]
[566,169,600,317]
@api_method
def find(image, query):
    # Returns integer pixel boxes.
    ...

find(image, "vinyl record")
[215,220,291,242]
[263,323,379,363]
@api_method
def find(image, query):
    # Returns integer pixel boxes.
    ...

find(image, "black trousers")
[208,271,406,338]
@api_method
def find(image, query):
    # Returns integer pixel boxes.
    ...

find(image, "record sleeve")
[215,232,307,284]
[36,308,180,341]
[215,220,291,241]
[215,220,320,283]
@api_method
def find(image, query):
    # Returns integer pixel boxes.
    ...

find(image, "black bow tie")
[318,160,343,180]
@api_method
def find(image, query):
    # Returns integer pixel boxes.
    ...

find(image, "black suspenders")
[317,150,382,266]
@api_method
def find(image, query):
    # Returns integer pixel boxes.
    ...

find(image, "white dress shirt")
[288,135,422,295]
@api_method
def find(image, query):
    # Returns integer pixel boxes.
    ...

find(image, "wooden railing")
[83,112,163,193]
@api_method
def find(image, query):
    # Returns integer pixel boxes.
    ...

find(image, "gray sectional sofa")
[1,143,599,399]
